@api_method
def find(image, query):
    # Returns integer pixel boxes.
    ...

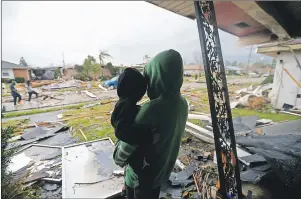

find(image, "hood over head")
[117,67,147,102]
[144,49,183,100]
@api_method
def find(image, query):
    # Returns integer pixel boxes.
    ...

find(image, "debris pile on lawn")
[181,112,301,198]
[6,122,78,199]
[5,122,124,198]
[9,145,63,198]
[236,119,301,187]
[231,84,272,109]
[41,80,82,90]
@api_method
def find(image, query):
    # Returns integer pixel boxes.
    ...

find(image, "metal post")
[194,1,243,199]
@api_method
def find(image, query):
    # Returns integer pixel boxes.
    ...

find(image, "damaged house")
[257,39,301,109]
[2,60,31,81]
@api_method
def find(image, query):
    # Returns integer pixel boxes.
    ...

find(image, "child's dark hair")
[117,68,147,102]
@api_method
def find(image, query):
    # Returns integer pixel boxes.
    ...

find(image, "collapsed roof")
[147,1,301,46]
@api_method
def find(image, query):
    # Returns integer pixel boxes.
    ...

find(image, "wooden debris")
[79,129,87,141]
[84,90,96,98]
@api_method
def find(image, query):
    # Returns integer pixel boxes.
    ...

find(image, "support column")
[194,1,243,199]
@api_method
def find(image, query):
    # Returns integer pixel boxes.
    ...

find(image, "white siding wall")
[271,51,301,109]
[1,68,15,79]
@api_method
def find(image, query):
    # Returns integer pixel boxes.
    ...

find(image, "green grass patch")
[2,102,89,118]
[232,108,300,122]
[63,101,116,142]
[2,119,30,134]
[2,93,11,97]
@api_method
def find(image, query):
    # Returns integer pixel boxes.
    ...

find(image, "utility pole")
[62,53,65,68]
[246,45,253,76]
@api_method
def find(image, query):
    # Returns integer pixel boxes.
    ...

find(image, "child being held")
[111,68,157,196]
[111,67,154,145]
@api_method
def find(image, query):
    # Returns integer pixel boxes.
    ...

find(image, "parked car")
[263,73,269,77]
[102,76,119,89]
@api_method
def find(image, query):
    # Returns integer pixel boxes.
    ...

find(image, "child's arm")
[113,140,136,168]
[111,99,152,145]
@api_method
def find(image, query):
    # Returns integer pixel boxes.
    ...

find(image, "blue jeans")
[12,92,21,105]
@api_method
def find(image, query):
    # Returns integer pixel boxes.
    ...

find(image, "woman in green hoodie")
[114,49,188,199]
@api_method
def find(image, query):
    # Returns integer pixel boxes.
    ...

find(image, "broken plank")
[186,121,214,138]
[84,90,96,98]
[188,114,211,122]
[280,111,301,117]
[42,178,62,184]
[185,122,251,160]
[79,129,87,141]
[98,84,108,91]
[185,128,214,144]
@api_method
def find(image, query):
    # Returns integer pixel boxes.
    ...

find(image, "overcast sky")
[2,1,264,67]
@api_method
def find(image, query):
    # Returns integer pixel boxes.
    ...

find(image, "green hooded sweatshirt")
[114,49,188,189]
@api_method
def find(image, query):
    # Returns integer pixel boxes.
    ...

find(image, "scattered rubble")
[231,84,272,109]
[41,80,82,90]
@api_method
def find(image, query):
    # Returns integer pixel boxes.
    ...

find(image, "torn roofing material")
[9,145,62,183]
[7,125,73,150]
[62,138,123,198]
[236,127,301,187]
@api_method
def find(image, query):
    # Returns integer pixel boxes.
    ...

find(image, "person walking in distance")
[25,80,38,102]
[10,81,22,106]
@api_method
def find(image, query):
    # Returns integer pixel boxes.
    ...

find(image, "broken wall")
[271,51,301,109]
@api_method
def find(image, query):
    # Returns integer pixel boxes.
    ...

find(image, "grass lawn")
[232,108,300,122]
[2,93,11,97]
[2,119,30,135]
[63,100,116,142]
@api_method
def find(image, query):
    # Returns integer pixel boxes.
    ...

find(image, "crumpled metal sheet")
[9,145,62,185]
[62,138,123,198]
[7,125,70,150]
[22,127,48,140]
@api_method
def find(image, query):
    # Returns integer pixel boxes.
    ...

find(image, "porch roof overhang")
[256,38,301,57]
[147,1,301,46]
